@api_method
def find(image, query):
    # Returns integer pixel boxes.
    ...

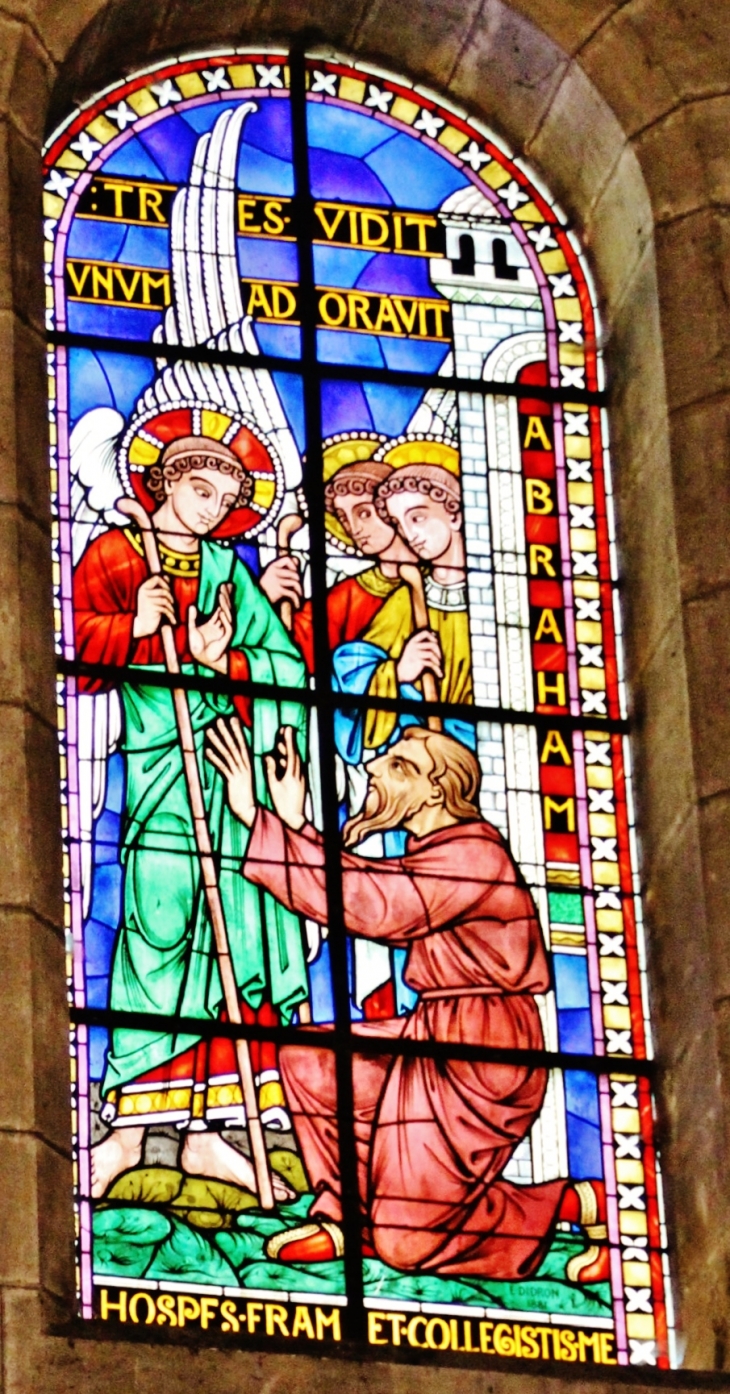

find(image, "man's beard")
[342,775,417,848]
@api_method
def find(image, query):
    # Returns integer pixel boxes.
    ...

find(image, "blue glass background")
[61,90,470,368]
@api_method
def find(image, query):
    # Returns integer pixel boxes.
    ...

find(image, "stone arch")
[0,0,727,1380]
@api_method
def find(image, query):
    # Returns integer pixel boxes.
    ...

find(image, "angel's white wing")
[69,405,126,918]
[69,406,127,565]
[405,386,458,443]
[161,103,302,494]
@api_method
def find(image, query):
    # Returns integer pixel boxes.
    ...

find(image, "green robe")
[101,537,307,1099]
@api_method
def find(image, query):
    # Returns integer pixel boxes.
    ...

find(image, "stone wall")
[1,0,729,1385]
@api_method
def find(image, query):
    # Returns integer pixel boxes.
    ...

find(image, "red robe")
[293,569,394,674]
[244,811,568,1278]
[74,527,250,718]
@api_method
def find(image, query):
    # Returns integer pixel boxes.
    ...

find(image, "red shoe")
[266,1221,344,1263]
[562,1180,610,1285]
[567,1244,611,1283]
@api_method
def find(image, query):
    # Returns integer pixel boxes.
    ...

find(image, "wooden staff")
[118,498,275,1210]
[399,564,443,733]
[277,512,303,633]
[275,511,312,1026]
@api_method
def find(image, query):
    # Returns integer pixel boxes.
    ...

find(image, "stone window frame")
[1,0,728,1383]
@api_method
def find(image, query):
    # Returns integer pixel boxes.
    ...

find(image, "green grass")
[92,1166,611,1318]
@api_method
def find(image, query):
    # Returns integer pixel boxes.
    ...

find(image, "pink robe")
[244,811,568,1278]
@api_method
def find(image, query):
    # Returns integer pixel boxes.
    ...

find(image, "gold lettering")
[537,672,567,706]
[177,1295,200,1328]
[263,200,287,236]
[239,196,262,233]
[599,1332,617,1365]
[418,300,430,337]
[523,415,552,450]
[246,1301,263,1333]
[368,1312,387,1345]
[393,212,404,250]
[519,1325,540,1358]
[271,283,297,319]
[348,292,374,331]
[247,282,273,317]
[407,1315,428,1348]
[360,211,389,247]
[529,543,557,577]
[429,301,449,338]
[155,1293,177,1327]
[386,1313,407,1345]
[138,186,165,223]
[578,1330,601,1363]
[494,1322,516,1357]
[315,203,348,241]
[544,796,575,832]
[100,1289,127,1322]
[393,296,419,334]
[405,213,437,251]
[220,1299,240,1333]
[540,729,572,765]
[425,1317,451,1350]
[66,262,91,296]
[91,264,115,300]
[319,290,348,326]
[141,270,170,306]
[315,1307,341,1341]
[526,479,554,514]
[106,181,134,218]
[129,1291,156,1325]
[534,608,563,642]
[200,1296,219,1330]
[461,1319,477,1352]
[292,1305,316,1339]
[373,296,403,335]
[113,267,142,303]
[537,1327,552,1360]
[265,1303,289,1337]
[560,1328,579,1362]
[479,1320,494,1354]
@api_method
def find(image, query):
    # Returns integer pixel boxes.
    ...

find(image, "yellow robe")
[362,576,473,749]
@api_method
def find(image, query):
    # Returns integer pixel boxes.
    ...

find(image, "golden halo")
[374,435,461,476]
[322,432,387,553]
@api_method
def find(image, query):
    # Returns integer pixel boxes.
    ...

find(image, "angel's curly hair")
[324,459,393,513]
[147,435,253,505]
[374,463,461,519]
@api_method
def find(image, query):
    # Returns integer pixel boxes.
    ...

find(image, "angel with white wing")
[70,101,313,1200]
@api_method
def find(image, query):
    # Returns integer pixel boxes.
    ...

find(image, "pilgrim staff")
[398,564,443,732]
[118,497,275,1210]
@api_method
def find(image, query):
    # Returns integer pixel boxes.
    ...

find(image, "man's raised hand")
[205,716,256,828]
[188,582,234,673]
[259,555,303,610]
[396,629,444,686]
[264,726,306,831]
[133,574,176,638]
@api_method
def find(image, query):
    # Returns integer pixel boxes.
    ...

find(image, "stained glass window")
[44,46,674,1369]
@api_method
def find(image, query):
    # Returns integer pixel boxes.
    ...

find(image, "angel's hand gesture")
[188,582,234,673]
[205,717,256,828]
[133,574,176,638]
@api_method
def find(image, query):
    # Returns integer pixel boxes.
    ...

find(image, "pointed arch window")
[43,46,673,1369]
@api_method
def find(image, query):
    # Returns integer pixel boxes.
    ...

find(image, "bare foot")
[91,1126,145,1198]
[180,1130,295,1203]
